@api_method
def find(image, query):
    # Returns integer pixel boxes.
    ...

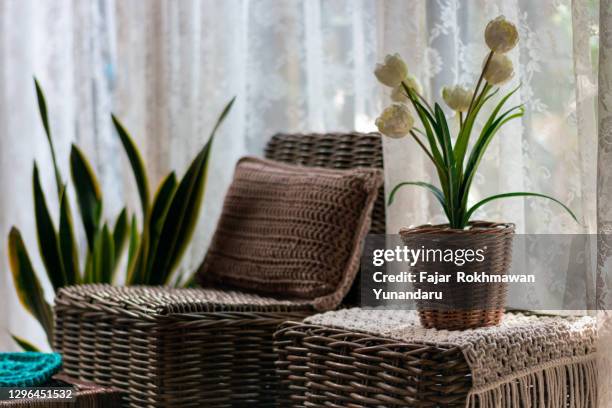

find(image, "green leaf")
[98,224,115,283]
[11,334,41,352]
[460,105,524,213]
[464,192,579,225]
[58,185,79,285]
[70,145,102,250]
[33,164,66,290]
[112,114,150,218]
[126,214,139,278]
[144,172,177,282]
[34,78,62,196]
[148,97,235,284]
[8,227,54,345]
[83,252,94,284]
[388,181,450,221]
[112,208,128,273]
[453,85,499,169]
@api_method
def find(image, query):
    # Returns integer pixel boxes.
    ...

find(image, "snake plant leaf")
[8,227,54,344]
[34,78,62,196]
[58,185,79,285]
[148,97,235,285]
[388,181,451,221]
[11,334,40,352]
[126,214,139,277]
[112,207,128,273]
[464,192,578,225]
[144,172,177,282]
[33,164,66,290]
[111,114,150,218]
[83,251,94,284]
[70,144,102,250]
[96,224,115,284]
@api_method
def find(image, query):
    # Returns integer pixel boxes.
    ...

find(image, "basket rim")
[399,220,515,235]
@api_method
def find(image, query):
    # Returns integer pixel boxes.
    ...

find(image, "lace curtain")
[0,0,601,352]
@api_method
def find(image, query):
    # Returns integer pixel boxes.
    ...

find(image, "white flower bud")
[375,104,414,138]
[441,85,473,112]
[374,53,408,88]
[483,53,514,85]
[485,16,519,53]
[391,75,422,102]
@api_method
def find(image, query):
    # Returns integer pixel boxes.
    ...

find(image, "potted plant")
[8,79,234,350]
[373,16,577,330]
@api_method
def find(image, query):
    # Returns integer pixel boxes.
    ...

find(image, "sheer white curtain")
[0,0,599,350]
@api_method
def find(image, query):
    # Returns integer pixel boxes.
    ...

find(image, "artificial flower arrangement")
[373,16,577,330]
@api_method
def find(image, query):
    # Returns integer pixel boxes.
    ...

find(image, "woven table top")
[305,308,597,398]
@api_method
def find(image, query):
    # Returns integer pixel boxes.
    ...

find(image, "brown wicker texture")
[198,157,383,311]
[0,373,123,407]
[399,221,515,330]
[264,132,385,235]
[53,132,386,408]
[274,321,471,407]
[54,285,312,407]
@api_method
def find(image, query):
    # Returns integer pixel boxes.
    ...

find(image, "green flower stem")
[466,50,494,117]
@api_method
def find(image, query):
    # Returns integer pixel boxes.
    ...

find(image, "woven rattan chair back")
[264,132,385,234]
[265,132,385,306]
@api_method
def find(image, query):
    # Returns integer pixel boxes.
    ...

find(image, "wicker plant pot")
[399,221,515,330]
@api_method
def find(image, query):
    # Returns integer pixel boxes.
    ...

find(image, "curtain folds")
[0,0,604,353]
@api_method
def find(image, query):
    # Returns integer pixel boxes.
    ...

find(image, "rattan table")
[274,308,597,407]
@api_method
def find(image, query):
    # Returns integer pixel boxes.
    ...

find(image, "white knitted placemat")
[305,308,597,407]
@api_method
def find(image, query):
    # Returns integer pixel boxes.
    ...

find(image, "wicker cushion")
[198,156,383,311]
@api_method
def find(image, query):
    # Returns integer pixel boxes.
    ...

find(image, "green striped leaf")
[70,145,102,250]
[112,208,128,274]
[8,228,54,344]
[33,164,66,290]
[126,214,139,277]
[144,172,177,282]
[34,78,62,196]
[148,97,235,284]
[112,115,150,218]
[11,334,40,352]
[58,185,79,284]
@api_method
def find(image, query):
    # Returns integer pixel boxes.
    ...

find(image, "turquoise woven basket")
[0,352,62,387]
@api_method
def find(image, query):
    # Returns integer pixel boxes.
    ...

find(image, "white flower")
[441,85,473,112]
[374,53,408,87]
[484,16,519,53]
[375,104,414,138]
[391,75,422,102]
[483,53,514,85]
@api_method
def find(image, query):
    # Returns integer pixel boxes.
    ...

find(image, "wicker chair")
[53,132,385,408]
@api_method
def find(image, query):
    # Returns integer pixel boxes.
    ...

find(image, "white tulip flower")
[485,16,519,53]
[375,103,414,138]
[391,75,422,102]
[483,53,514,85]
[441,85,473,112]
[374,53,408,88]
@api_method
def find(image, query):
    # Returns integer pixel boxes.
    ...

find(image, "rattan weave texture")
[264,132,385,235]
[55,285,312,407]
[54,132,386,408]
[400,221,515,330]
[199,156,382,311]
[274,321,471,407]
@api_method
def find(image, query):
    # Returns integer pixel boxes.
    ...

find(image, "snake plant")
[8,78,234,350]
